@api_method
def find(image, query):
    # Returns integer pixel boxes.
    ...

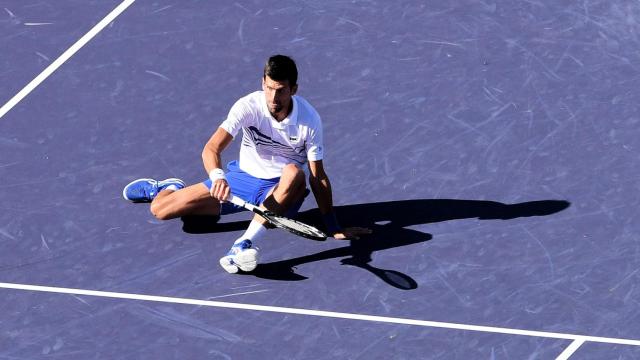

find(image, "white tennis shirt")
[220,91,324,179]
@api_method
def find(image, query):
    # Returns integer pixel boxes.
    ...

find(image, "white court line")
[556,338,586,360]
[0,281,639,348]
[0,0,136,120]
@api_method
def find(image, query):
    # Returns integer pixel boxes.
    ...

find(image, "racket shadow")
[250,224,430,288]
[250,198,570,289]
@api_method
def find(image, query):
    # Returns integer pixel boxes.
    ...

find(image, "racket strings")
[270,215,326,238]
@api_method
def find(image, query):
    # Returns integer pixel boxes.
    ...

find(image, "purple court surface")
[1,1,639,359]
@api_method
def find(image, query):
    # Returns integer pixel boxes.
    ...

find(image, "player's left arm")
[308,160,372,240]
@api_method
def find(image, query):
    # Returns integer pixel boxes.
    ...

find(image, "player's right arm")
[204,93,254,201]
[202,127,233,201]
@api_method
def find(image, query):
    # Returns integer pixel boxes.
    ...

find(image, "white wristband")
[209,168,226,182]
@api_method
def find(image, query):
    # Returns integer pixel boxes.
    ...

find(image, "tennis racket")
[227,194,327,241]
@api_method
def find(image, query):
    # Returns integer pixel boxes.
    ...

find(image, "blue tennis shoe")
[122,178,185,202]
[219,239,259,273]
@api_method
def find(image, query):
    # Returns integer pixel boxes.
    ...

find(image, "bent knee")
[149,201,171,220]
[282,164,305,184]
[150,198,181,220]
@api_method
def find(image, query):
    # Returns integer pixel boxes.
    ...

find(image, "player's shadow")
[181,199,570,289]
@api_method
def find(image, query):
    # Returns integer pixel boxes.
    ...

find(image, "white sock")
[164,185,179,192]
[234,219,267,244]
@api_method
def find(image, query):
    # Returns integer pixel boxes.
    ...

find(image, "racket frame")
[227,195,327,241]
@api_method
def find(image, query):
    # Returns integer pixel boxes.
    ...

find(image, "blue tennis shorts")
[203,160,306,216]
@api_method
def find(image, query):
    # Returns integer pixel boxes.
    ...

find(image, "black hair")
[263,55,298,86]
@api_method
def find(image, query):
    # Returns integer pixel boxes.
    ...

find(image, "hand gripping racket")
[227,195,327,241]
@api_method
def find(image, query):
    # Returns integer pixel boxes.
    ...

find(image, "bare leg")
[257,164,307,224]
[150,183,221,220]
[218,164,307,273]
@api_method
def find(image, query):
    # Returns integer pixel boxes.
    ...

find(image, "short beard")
[270,105,283,115]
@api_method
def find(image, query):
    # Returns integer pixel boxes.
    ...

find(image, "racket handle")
[227,194,257,211]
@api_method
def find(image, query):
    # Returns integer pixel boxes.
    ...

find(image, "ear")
[291,84,298,95]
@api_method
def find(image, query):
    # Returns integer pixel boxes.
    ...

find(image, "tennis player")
[123,55,370,273]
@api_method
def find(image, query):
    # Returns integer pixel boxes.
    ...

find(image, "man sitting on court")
[122,55,370,273]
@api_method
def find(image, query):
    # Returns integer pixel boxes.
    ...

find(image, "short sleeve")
[219,96,253,138]
[306,118,324,161]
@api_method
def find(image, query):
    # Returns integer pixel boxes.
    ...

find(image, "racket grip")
[227,194,257,211]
